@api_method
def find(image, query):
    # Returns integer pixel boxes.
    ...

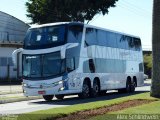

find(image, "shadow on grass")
[31,91,149,106]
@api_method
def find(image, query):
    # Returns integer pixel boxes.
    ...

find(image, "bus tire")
[43,95,54,101]
[78,81,90,99]
[118,79,132,93]
[55,95,64,100]
[118,88,126,93]
[130,81,136,92]
[99,90,107,96]
[90,80,99,97]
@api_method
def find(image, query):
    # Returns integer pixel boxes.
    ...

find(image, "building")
[0,11,29,81]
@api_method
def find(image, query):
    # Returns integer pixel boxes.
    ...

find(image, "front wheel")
[43,95,54,101]
[78,81,90,99]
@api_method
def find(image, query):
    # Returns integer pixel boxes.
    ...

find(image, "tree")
[26,0,118,24]
[143,54,152,78]
[151,0,160,98]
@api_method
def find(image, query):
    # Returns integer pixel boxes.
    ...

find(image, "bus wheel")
[99,90,107,96]
[118,80,132,93]
[43,95,54,101]
[55,95,64,100]
[78,81,90,99]
[90,80,99,97]
[126,80,131,93]
[130,81,136,92]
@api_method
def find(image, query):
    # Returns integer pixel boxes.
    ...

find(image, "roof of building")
[0,11,29,27]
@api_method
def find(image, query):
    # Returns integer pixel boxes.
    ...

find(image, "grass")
[16,92,158,120]
[89,99,160,120]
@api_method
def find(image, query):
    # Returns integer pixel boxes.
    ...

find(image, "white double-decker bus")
[12,22,144,101]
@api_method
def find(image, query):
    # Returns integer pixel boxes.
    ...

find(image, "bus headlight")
[23,83,28,87]
[59,87,64,91]
[58,81,63,84]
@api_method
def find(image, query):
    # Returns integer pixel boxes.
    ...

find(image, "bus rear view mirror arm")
[12,48,23,68]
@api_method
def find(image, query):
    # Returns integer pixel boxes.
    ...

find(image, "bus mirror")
[12,48,23,67]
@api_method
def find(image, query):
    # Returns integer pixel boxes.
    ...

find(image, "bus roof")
[30,22,140,39]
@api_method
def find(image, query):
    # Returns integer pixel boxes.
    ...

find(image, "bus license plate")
[38,91,46,95]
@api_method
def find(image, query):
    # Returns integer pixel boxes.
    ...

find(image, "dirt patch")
[50,99,155,120]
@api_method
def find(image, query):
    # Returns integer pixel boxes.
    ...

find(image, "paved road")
[0,80,151,114]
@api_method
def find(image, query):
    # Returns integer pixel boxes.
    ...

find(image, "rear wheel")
[55,95,64,100]
[130,80,136,92]
[43,95,54,101]
[90,80,99,97]
[99,90,107,96]
[118,79,132,93]
[78,81,90,99]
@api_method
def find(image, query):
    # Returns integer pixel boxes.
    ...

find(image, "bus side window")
[66,58,75,72]
[85,28,97,47]
[67,25,83,43]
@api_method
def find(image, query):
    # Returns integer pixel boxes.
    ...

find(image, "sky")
[0,0,153,50]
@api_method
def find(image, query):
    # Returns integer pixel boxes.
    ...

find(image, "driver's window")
[66,58,75,72]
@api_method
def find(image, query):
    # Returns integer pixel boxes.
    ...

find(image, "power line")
[117,1,152,19]
[118,4,151,19]
[120,0,152,14]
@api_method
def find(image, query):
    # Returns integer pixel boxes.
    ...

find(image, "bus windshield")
[23,52,65,79]
[24,25,66,49]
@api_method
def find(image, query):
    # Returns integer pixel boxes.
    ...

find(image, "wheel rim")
[94,84,99,93]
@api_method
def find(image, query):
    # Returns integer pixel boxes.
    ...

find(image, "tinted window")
[24,25,66,49]
[85,28,97,46]
[97,30,107,46]
[117,34,127,49]
[126,36,134,50]
[23,52,65,79]
[133,38,141,51]
[126,37,142,51]
[67,25,83,43]
[106,32,117,48]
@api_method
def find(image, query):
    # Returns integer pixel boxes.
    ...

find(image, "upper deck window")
[24,25,66,49]
[67,25,83,43]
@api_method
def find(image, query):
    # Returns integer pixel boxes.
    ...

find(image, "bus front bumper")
[22,81,67,96]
